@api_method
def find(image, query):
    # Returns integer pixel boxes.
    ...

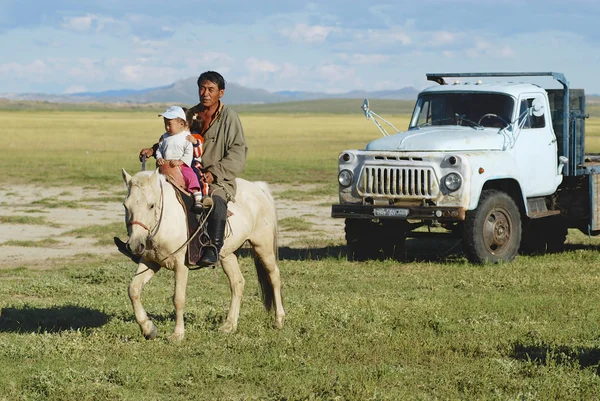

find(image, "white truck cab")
[332,72,589,263]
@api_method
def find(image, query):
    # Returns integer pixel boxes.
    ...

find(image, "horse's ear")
[150,168,159,179]
[122,168,132,186]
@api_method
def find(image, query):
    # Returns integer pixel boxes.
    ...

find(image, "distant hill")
[0,77,419,105]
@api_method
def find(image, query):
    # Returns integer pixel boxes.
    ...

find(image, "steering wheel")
[478,113,509,127]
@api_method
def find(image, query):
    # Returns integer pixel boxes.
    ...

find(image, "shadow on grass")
[565,243,600,252]
[237,235,466,262]
[0,305,109,333]
[510,340,600,373]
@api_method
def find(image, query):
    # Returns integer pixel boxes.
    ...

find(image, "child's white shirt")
[156,130,193,167]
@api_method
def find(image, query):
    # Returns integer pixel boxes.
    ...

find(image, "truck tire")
[463,189,522,263]
[345,219,407,261]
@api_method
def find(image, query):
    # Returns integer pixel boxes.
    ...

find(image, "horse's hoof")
[168,333,184,342]
[274,317,284,330]
[218,322,237,334]
[144,324,158,340]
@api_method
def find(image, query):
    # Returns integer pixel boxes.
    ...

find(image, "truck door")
[514,93,560,196]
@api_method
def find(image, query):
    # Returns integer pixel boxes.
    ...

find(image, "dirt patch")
[0,183,345,268]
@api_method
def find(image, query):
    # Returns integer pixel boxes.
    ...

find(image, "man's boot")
[198,195,227,267]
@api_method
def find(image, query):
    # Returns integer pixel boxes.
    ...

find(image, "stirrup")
[197,245,219,267]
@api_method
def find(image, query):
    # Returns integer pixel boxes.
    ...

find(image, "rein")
[127,160,212,267]
[127,178,165,245]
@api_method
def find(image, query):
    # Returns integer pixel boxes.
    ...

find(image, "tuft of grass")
[279,217,313,231]
[31,198,84,209]
[0,215,61,228]
[62,222,126,246]
[81,196,125,203]
[2,238,61,247]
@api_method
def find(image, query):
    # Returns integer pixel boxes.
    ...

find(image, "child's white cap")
[159,105,186,120]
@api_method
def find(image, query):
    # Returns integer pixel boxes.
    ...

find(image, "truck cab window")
[519,98,546,129]
[412,93,514,128]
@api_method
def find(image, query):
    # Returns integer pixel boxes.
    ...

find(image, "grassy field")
[0,108,410,187]
[3,103,600,399]
[2,101,599,187]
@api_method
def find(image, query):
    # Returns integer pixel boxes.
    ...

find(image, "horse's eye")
[149,203,155,209]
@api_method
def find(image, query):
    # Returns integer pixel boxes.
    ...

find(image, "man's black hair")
[197,71,226,90]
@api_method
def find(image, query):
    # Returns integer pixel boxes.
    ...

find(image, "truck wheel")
[345,219,406,261]
[463,189,522,263]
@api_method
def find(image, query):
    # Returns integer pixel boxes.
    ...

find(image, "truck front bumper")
[331,204,466,221]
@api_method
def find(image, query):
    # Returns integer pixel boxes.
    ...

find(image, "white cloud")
[465,39,515,59]
[281,23,337,44]
[61,15,95,31]
[64,85,87,94]
[118,64,180,84]
[337,53,389,65]
[245,57,280,74]
[316,63,356,83]
[0,60,51,80]
[430,31,459,46]
[279,62,301,79]
[365,28,411,46]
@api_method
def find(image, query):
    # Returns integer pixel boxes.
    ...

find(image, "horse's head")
[122,168,164,255]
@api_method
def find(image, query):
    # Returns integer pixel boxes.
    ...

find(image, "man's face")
[198,80,224,108]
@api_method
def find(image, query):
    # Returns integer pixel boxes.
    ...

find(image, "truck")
[331,72,593,263]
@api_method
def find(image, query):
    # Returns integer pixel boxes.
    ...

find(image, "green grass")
[1,238,61,247]
[0,215,61,228]
[0,109,407,187]
[1,252,600,399]
[3,105,600,399]
[278,217,314,232]
[62,222,127,246]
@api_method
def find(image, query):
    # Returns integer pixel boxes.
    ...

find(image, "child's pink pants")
[180,164,200,192]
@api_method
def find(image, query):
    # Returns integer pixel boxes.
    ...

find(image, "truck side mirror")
[531,98,544,117]
[362,99,370,120]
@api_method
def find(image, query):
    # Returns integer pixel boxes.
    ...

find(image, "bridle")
[126,172,212,266]
[127,177,165,247]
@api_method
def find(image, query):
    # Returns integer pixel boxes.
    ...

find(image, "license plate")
[373,208,409,217]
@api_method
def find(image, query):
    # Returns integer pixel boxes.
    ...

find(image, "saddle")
[158,165,206,266]
[157,165,233,267]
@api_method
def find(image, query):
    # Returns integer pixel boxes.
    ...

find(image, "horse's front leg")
[169,258,189,342]
[129,260,161,340]
[219,253,245,333]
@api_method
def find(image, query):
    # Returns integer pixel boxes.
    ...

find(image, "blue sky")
[2,0,599,95]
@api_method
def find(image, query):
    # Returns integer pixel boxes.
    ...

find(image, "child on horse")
[155,106,207,211]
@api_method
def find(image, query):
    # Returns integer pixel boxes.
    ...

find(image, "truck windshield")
[410,92,515,129]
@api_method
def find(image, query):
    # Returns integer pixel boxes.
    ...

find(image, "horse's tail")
[253,181,278,311]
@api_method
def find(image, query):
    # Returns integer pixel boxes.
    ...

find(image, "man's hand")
[139,148,154,161]
[168,160,182,168]
[157,158,165,166]
[203,171,214,184]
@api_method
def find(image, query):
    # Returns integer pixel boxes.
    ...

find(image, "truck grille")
[361,166,437,198]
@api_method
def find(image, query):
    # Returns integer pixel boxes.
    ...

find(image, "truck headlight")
[444,173,462,191]
[338,169,353,187]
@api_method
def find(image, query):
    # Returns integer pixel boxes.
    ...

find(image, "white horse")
[121,169,285,341]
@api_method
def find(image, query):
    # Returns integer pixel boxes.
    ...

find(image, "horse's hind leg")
[252,242,286,330]
[129,260,161,339]
[219,253,245,333]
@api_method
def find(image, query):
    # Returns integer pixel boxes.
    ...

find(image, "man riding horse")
[139,71,248,267]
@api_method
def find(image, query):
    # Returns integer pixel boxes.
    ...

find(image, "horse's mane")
[130,170,167,188]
